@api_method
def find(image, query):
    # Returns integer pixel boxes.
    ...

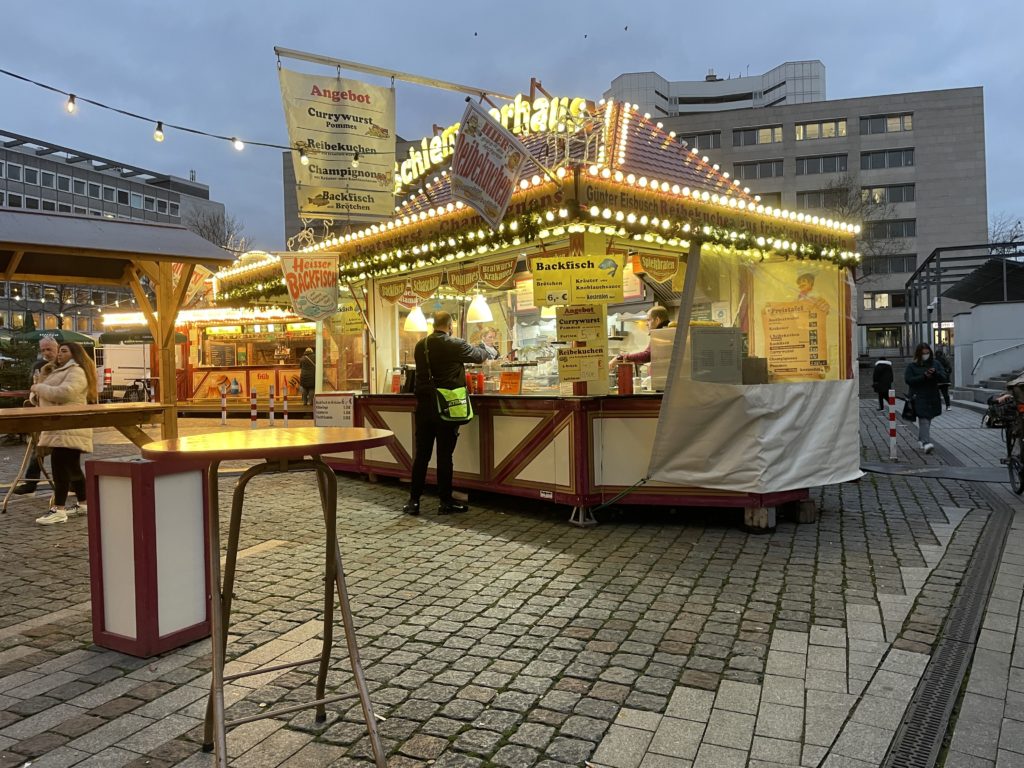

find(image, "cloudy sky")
[3,1,1020,250]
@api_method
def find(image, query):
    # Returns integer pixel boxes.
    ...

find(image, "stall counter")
[327,393,809,526]
[190,366,301,402]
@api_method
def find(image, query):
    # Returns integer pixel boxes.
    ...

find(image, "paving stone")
[647,717,704,761]
[713,680,761,715]
[755,702,803,741]
[664,687,714,723]
[702,709,755,751]
[692,742,747,768]
[591,724,653,768]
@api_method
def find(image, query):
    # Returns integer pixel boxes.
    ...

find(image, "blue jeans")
[918,417,932,445]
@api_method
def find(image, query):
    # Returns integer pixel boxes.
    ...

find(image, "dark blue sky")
[3,0,1019,250]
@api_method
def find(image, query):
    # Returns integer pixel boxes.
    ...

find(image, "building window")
[796,154,848,175]
[23,167,39,185]
[0,192,4,206]
[7,163,22,182]
[57,202,72,213]
[157,199,168,214]
[40,170,55,188]
[860,113,913,135]
[861,254,918,275]
[117,189,130,205]
[733,159,784,180]
[862,292,907,310]
[680,132,721,150]
[866,325,902,349]
[57,174,71,192]
[757,192,782,207]
[102,186,115,202]
[795,119,847,141]
[0,160,4,178]
[130,192,143,209]
[861,148,915,170]
[169,202,180,217]
[24,196,40,210]
[734,125,783,146]
[796,189,846,209]
[144,196,155,211]
[90,209,102,217]
[41,199,56,211]
[72,179,86,195]
[6,193,22,208]
[88,182,101,199]
[866,219,916,239]
[861,184,916,204]
[73,205,87,215]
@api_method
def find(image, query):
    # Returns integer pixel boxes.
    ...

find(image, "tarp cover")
[648,379,863,493]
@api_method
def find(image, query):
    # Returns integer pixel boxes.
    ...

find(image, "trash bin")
[85,457,211,657]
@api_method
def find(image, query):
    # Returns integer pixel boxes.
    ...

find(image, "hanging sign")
[278,254,339,321]
[278,67,396,221]
[480,256,518,289]
[556,345,606,383]
[450,101,530,231]
[635,252,680,284]
[514,275,535,311]
[172,263,214,306]
[446,264,480,294]
[338,300,364,334]
[378,278,407,304]
[622,261,643,300]
[410,272,442,299]
[556,305,605,344]
[531,236,625,305]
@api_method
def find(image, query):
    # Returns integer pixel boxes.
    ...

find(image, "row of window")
[863,291,907,310]
[0,311,97,334]
[865,219,917,239]
[794,184,916,210]
[733,148,915,180]
[2,283,127,304]
[680,112,913,150]
[861,254,918,276]
[0,161,180,215]
[0,191,179,218]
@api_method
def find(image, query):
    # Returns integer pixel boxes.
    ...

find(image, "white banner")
[279,254,339,321]
[450,101,530,231]
[278,68,396,220]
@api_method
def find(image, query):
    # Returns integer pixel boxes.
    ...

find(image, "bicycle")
[121,378,151,402]
[1001,380,1024,495]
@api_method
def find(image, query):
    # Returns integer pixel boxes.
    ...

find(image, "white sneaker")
[946,406,951,411]
[924,443,935,454]
[918,442,926,450]
[67,501,87,516]
[36,507,68,525]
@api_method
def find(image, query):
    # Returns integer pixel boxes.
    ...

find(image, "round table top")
[141,427,393,462]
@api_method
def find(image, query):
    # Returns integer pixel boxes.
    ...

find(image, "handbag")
[422,337,474,424]
[901,394,916,422]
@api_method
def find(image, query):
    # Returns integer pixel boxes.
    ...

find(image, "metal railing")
[971,342,1024,380]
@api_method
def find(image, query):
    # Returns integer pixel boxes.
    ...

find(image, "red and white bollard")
[268,385,275,427]
[103,367,112,388]
[250,389,257,429]
[282,392,289,427]
[888,388,898,461]
[219,386,228,426]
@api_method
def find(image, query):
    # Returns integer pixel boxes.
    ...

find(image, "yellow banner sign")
[411,272,442,299]
[338,300,364,334]
[636,252,680,284]
[531,236,624,305]
[557,345,606,383]
[378,278,407,304]
[480,256,518,289]
[556,305,605,343]
[762,302,830,381]
[446,264,480,294]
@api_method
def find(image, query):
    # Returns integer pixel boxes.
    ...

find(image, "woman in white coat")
[30,342,97,525]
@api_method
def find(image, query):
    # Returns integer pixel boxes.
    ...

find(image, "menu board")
[499,370,524,394]
[557,346,606,383]
[762,302,830,381]
[208,342,236,367]
[556,305,605,343]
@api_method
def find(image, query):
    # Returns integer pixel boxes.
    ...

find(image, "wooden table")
[142,427,393,768]
[0,403,165,513]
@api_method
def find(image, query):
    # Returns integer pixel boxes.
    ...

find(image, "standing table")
[142,427,393,768]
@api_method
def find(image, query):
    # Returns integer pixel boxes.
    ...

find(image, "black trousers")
[939,383,950,408]
[877,390,888,410]
[51,447,86,507]
[410,402,460,503]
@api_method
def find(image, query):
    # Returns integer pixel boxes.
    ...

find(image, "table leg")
[202,460,228,768]
[1,438,34,514]
[313,458,386,768]
[315,464,334,723]
[203,462,257,751]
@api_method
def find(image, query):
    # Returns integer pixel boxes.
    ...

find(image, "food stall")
[223,97,862,526]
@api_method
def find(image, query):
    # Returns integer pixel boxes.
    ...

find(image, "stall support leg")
[796,500,818,524]
[569,505,597,527]
[743,506,776,534]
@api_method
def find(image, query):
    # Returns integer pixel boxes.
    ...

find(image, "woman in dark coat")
[905,342,948,454]
[872,357,894,411]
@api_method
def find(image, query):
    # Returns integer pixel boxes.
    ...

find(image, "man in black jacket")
[299,348,316,406]
[404,311,487,516]
[872,356,894,411]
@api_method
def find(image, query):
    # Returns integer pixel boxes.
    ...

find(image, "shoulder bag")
[423,336,474,424]
[901,393,916,422]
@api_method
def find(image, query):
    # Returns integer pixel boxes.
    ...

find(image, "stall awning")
[98,330,187,345]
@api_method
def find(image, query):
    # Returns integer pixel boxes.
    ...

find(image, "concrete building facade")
[605,61,827,117]
[0,130,225,333]
[655,87,987,355]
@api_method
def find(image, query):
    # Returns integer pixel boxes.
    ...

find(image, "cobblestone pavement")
[0,408,1019,768]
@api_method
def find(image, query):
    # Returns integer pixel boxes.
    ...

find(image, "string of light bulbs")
[0,66,321,165]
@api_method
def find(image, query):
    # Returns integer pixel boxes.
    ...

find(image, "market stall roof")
[0,210,233,286]
[942,258,1024,303]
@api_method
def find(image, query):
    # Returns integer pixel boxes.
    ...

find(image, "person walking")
[404,311,487,516]
[905,342,948,455]
[12,336,58,494]
[935,347,953,411]
[872,356,894,411]
[299,347,316,406]
[30,342,97,525]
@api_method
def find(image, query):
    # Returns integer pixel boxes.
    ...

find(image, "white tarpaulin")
[647,379,863,493]
[278,67,396,220]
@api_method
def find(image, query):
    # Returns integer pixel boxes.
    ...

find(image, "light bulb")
[65,94,77,113]
[153,122,164,142]
[299,149,309,166]
[232,137,245,151]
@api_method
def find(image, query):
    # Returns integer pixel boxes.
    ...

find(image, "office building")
[0,130,225,332]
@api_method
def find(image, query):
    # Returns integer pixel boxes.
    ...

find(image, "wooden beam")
[0,242,216,263]
[130,259,159,285]
[4,273,124,287]
[154,261,179,439]
[4,251,24,280]
[125,265,158,338]
[166,263,194,348]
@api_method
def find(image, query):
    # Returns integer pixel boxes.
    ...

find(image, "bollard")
[283,392,289,427]
[219,385,228,426]
[888,388,897,461]
[268,385,275,427]
[103,367,112,388]
[250,389,257,429]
